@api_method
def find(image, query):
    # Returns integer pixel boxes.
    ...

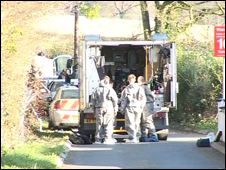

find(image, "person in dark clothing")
[71,65,78,79]
[58,69,65,79]
[137,76,158,142]
[58,69,70,84]
[64,69,71,84]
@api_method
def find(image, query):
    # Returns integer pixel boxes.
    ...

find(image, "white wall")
[218,58,225,142]
[218,107,225,142]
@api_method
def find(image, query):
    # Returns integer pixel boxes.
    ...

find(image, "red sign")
[214,26,225,57]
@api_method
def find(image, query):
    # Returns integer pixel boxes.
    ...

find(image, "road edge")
[56,139,72,168]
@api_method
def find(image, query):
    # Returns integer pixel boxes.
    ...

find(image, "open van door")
[163,42,178,109]
[170,42,178,109]
[53,55,73,76]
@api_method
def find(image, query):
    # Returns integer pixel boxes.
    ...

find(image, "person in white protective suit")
[92,76,118,144]
[120,74,146,143]
[137,76,158,142]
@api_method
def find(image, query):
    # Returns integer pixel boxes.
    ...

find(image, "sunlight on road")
[64,164,122,169]
[71,146,113,151]
[167,137,203,142]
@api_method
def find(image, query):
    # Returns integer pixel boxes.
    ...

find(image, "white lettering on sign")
[217,28,225,32]
[217,38,225,50]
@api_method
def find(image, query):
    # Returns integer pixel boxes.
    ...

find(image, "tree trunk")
[154,1,162,34]
[140,1,151,40]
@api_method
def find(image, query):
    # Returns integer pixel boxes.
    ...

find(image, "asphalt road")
[63,130,225,169]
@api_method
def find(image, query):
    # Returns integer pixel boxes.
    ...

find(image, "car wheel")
[158,133,168,140]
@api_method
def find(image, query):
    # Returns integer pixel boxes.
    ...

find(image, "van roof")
[86,41,174,47]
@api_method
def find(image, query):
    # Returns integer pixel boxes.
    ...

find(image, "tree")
[152,1,225,123]
[140,1,151,40]
[153,1,225,41]
[112,1,140,19]
[72,1,101,73]
[79,2,100,19]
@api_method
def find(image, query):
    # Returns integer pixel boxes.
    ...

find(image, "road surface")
[63,130,225,169]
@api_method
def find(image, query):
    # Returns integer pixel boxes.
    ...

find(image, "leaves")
[80,2,100,20]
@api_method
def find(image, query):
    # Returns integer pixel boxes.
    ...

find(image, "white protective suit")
[92,79,118,143]
[140,82,157,138]
[121,83,146,141]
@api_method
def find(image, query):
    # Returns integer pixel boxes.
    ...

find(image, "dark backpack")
[196,138,210,147]
[76,133,93,144]
[69,130,93,145]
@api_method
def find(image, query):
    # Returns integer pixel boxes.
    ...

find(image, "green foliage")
[170,117,218,133]
[154,1,224,126]
[1,23,23,54]
[45,41,74,59]
[1,119,69,169]
[154,1,191,39]
[1,141,64,169]
[194,119,218,133]
[1,142,7,161]
[1,19,28,149]
[80,2,101,20]
[170,48,223,123]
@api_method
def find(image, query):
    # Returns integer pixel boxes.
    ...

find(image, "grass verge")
[1,118,70,169]
[170,119,218,134]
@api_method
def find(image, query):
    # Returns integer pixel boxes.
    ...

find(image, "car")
[48,85,80,130]
[47,80,66,98]
[47,79,79,98]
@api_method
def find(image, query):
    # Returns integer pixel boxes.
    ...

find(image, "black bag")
[76,133,93,144]
[196,138,210,147]
[69,133,84,144]
[69,130,93,145]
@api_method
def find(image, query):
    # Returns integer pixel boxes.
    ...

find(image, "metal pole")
[74,1,79,67]
[145,45,148,81]
[223,57,225,99]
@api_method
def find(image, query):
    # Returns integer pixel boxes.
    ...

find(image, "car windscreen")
[51,82,65,92]
[61,89,79,99]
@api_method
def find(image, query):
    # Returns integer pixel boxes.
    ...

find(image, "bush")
[170,47,223,124]
[1,142,7,163]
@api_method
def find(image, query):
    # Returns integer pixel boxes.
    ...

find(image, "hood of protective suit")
[127,83,139,89]
[99,79,109,87]
[142,82,148,86]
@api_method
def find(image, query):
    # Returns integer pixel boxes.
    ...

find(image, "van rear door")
[168,42,178,109]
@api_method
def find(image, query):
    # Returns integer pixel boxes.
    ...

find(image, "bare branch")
[173,4,224,18]
[189,6,194,23]
[121,1,125,12]
[124,4,140,13]
[113,1,140,14]
[177,1,192,7]
[193,1,211,6]
[193,8,225,17]
[216,1,225,16]
[114,2,121,12]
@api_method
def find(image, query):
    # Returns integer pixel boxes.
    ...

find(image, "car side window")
[47,81,53,90]
[53,82,64,92]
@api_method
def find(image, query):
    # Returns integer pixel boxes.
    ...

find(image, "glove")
[152,112,156,118]
[114,112,117,116]
[93,109,96,118]
[121,109,126,115]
